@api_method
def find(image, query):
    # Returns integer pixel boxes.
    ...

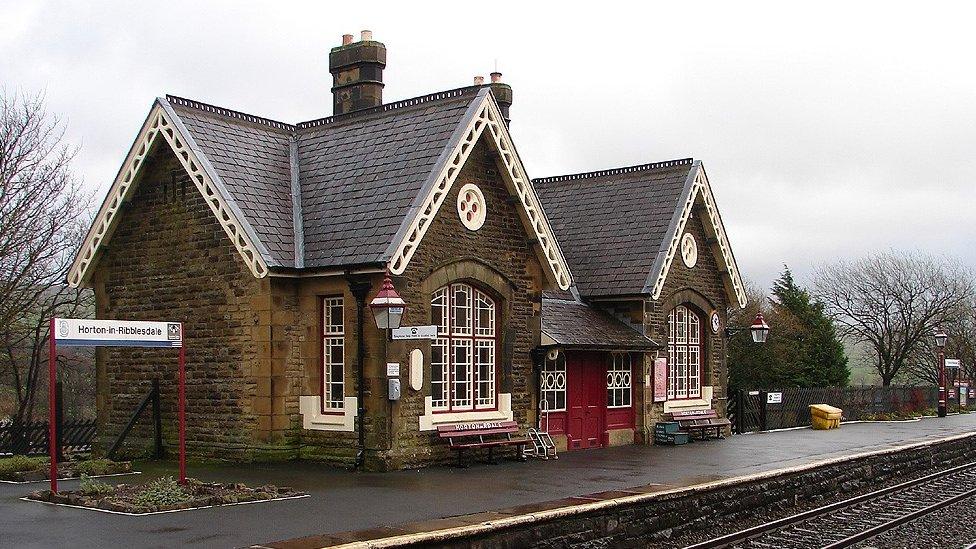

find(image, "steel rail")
[821,485,976,548]
[684,460,976,549]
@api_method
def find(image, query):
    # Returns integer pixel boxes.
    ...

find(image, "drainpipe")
[348,278,373,470]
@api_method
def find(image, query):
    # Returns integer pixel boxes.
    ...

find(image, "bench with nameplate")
[436,420,530,467]
[665,409,730,440]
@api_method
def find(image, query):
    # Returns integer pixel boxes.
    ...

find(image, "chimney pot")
[330,32,386,115]
[361,29,373,41]
[474,76,485,86]
[490,71,502,83]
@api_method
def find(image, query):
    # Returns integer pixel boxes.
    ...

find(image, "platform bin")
[809,404,842,430]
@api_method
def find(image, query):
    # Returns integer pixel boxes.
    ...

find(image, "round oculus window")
[457,183,486,231]
[680,232,698,268]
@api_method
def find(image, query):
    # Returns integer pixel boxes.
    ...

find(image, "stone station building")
[68,31,748,470]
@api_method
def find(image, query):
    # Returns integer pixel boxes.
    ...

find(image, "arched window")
[668,305,702,399]
[431,283,497,411]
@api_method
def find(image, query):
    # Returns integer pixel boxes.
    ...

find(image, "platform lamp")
[725,311,771,343]
[369,272,406,331]
[935,328,948,418]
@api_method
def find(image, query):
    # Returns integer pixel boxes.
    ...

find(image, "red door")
[567,352,606,449]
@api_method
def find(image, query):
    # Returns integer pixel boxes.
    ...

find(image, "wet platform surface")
[2,414,975,549]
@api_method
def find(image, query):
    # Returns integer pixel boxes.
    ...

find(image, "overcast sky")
[3,1,974,292]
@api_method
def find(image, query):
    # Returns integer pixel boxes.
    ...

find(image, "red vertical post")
[48,318,58,493]
[938,350,947,418]
[178,336,186,484]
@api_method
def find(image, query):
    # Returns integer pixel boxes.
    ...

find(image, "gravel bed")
[854,493,976,548]
[645,461,976,548]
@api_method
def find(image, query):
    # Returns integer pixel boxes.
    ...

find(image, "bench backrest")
[437,420,519,438]
[666,409,718,421]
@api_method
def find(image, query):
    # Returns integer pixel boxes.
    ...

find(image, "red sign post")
[48,318,185,493]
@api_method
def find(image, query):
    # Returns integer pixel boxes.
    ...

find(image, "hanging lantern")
[750,311,770,344]
[369,273,406,330]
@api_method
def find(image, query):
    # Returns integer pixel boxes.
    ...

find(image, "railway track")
[685,460,976,549]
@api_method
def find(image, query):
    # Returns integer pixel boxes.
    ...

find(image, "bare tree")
[814,252,974,386]
[0,91,91,422]
[903,298,976,386]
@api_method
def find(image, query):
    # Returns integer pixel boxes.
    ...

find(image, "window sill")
[663,386,714,412]
[300,396,357,432]
[419,393,512,431]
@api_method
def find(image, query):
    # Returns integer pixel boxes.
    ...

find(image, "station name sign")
[54,318,183,347]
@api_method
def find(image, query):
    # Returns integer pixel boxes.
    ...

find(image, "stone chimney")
[329,30,386,115]
[489,71,512,126]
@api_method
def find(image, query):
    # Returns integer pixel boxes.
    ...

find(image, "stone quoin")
[69,30,748,469]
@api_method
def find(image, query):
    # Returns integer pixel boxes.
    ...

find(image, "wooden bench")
[666,409,730,440]
[437,420,530,467]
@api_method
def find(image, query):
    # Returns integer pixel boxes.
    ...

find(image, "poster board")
[653,358,668,402]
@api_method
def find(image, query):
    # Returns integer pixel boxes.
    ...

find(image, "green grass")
[0,455,47,475]
[73,458,115,476]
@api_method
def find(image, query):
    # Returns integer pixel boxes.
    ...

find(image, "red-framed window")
[321,296,345,413]
[430,283,498,412]
[667,305,702,399]
[540,349,567,413]
[607,352,633,408]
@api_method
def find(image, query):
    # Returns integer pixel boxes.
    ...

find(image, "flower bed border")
[20,493,310,515]
[0,471,141,485]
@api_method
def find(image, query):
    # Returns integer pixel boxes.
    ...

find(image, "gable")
[385,91,572,290]
[535,160,747,308]
[68,100,271,288]
[646,163,747,308]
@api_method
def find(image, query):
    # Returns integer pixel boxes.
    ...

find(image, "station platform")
[2,414,975,549]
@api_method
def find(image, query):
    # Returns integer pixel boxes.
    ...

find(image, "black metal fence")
[0,418,97,455]
[728,386,939,434]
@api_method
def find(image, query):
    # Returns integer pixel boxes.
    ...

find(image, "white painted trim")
[663,386,714,413]
[300,395,357,432]
[419,393,513,431]
[0,471,141,485]
[650,166,747,308]
[67,101,270,288]
[20,494,309,516]
[387,95,572,291]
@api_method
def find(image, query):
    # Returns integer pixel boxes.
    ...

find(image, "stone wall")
[382,137,546,469]
[645,208,731,426]
[93,142,275,460]
[385,433,976,548]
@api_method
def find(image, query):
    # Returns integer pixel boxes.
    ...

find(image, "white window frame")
[431,283,497,412]
[607,352,633,408]
[322,296,345,413]
[540,350,567,413]
[668,305,703,400]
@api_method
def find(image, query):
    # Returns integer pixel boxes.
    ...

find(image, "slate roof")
[162,87,484,269]
[534,159,695,298]
[169,100,295,265]
[542,298,660,350]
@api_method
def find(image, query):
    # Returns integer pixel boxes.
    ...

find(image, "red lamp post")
[936,329,948,418]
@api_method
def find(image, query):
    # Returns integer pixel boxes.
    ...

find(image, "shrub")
[132,476,192,508]
[74,459,113,476]
[78,474,114,496]
[0,455,47,475]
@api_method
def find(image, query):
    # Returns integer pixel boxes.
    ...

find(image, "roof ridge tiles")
[533,158,694,184]
[296,85,483,129]
[165,95,295,132]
